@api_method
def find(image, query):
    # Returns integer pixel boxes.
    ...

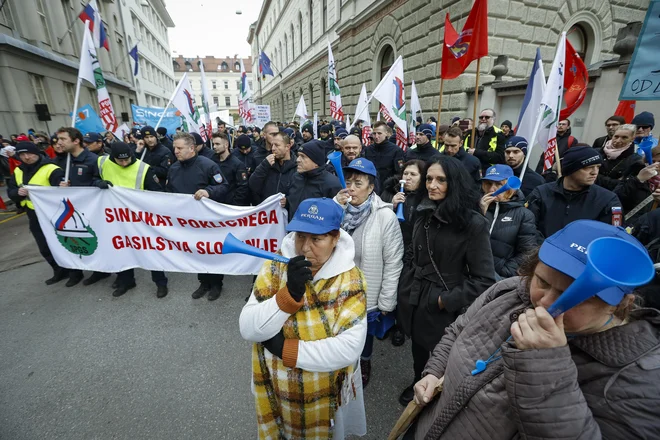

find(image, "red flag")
[614,100,636,123]
[559,39,588,120]
[441,0,489,80]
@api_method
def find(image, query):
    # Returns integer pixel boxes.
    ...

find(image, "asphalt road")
[0,215,413,440]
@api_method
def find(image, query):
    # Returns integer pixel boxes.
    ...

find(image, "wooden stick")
[470,58,481,151]
[388,376,445,440]
[435,78,445,147]
[555,142,562,177]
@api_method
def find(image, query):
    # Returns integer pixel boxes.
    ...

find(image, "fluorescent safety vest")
[98,156,149,190]
[14,163,60,210]
[464,126,502,153]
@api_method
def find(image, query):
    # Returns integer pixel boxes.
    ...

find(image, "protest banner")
[619,0,660,101]
[131,104,181,134]
[254,105,271,128]
[29,188,287,275]
[73,104,106,134]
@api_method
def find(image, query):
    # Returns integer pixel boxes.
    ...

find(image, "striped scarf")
[251,259,367,439]
[341,192,374,235]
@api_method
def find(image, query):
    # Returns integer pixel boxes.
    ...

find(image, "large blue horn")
[547,237,655,317]
[327,151,346,188]
[222,233,290,263]
[491,176,521,197]
[638,139,654,165]
[396,180,406,222]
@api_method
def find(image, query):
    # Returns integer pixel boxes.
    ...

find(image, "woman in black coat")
[397,155,496,406]
[479,165,540,279]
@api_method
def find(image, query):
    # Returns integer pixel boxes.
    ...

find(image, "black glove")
[286,255,312,301]
[98,180,113,189]
[262,330,285,358]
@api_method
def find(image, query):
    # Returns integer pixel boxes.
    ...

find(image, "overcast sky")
[166,0,263,58]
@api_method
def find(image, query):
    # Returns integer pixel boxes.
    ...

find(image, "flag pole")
[469,58,481,151]
[435,78,445,147]
[554,146,562,177]
[57,0,90,45]
[140,83,179,160]
[113,38,142,73]
[67,19,91,183]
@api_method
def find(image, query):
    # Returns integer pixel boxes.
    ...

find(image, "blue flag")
[129,44,139,76]
[72,104,106,134]
[259,51,274,77]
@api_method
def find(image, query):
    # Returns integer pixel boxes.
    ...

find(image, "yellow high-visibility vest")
[14,163,60,210]
[464,126,502,154]
[98,156,149,189]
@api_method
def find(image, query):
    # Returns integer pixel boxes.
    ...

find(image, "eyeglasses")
[478,116,492,120]
[638,125,651,130]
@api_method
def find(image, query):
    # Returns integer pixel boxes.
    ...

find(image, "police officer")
[191,132,215,160]
[364,121,404,194]
[83,132,110,156]
[156,127,173,153]
[166,132,230,301]
[211,131,249,206]
[99,142,168,298]
[7,141,67,285]
[231,134,258,178]
[135,125,174,190]
[56,126,104,287]
[405,124,441,163]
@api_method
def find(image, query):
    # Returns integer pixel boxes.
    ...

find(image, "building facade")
[172,56,254,124]
[247,0,653,149]
[0,0,175,135]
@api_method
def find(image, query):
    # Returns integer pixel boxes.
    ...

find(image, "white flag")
[371,55,407,146]
[352,84,372,129]
[516,48,546,154]
[198,61,213,140]
[238,59,254,124]
[295,95,308,120]
[328,41,344,121]
[410,80,422,122]
[171,73,202,134]
[78,25,118,133]
[346,114,351,129]
[538,33,566,172]
[113,123,130,140]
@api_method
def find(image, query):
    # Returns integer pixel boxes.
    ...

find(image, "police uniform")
[231,135,258,178]
[100,143,167,297]
[166,154,230,300]
[139,126,174,190]
[7,142,67,284]
[213,153,249,206]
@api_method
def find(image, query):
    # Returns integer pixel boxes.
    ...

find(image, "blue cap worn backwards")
[481,164,514,181]
[539,220,647,306]
[343,158,377,177]
[287,198,344,235]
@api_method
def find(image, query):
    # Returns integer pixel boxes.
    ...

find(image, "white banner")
[254,105,271,128]
[29,187,287,275]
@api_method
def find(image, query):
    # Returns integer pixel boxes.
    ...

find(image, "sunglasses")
[478,116,492,120]
[638,125,651,130]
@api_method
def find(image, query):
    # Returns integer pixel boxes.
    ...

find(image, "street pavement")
[0,215,414,440]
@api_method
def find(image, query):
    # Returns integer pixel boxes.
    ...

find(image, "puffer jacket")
[484,190,540,278]
[413,277,660,440]
[341,194,404,312]
[397,198,496,351]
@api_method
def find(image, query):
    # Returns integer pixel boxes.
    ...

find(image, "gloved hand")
[286,255,312,301]
[98,180,113,189]
[262,329,285,358]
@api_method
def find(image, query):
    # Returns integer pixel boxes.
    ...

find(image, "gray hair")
[617,124,637,136]
[481,108,496,119]
[173,132,195,148]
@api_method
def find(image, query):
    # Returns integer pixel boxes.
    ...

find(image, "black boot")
[65,273,84,287]
[156,285,168,299]
[45,268,68,285]
[111,276,120,289]
[399,383,415,406]
[83,272,110,286]
[112,282,136,297]
[391,328,406,347]
[192,283,210,299]
[207,285,222,301]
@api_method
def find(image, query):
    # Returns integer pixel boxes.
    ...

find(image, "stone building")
[247,0,654,163]
[0,0,175,135]
[172,56,254,124]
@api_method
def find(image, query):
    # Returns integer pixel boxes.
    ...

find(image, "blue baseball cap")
[282,128,295,138]
[287,198,344,235]
[539,220,647,306]
[335,128,348,139]
[84,132,102,143]
[343,158,377,177]
[482,164,514,181]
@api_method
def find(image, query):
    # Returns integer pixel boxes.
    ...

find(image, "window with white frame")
[29,74,50,106]
[35,0,53,45]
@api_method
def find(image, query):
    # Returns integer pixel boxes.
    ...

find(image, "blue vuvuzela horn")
[327,151,347,188]
[222,233,289,263]
[491,176,521,197]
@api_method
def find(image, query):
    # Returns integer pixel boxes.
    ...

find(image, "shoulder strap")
[135,160,148,189]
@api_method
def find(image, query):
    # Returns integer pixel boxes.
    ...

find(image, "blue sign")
[131,104,181,135]
[72,104,105,134]
[620,0,660,101]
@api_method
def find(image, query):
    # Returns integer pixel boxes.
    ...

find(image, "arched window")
[234,62,241,71]
[221,62,228,71]
[379,45,394,80]
[291,23,295,59]
[568,24,588,61]
[298,12,303,53]
[308,0,313,45]
[284,34,289,65]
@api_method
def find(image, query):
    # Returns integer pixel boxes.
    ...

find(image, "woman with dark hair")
[406,220,660,439]
[397,155,496,406]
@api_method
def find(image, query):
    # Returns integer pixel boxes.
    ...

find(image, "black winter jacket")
[463,125,506,172]
[381,176,424,259]
[526,179,621,238]
[248,154,298,204]
[447,148,481,184]
[213,153,249,206]
[511,164,545,197]
[231,147,258,177]
[166,155,229,203]
[484,190,540,278]
[397,198,496,351]
[405,142,441,163]
[252,142,272,166]
[363,140,405,194]
[141,143,174,190]
[59,148,101,187]
[631,209,660,310]
[595,144,643,190]
[285,167,343,221]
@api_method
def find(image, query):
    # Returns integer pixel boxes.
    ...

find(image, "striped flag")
[328,42,344,121]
